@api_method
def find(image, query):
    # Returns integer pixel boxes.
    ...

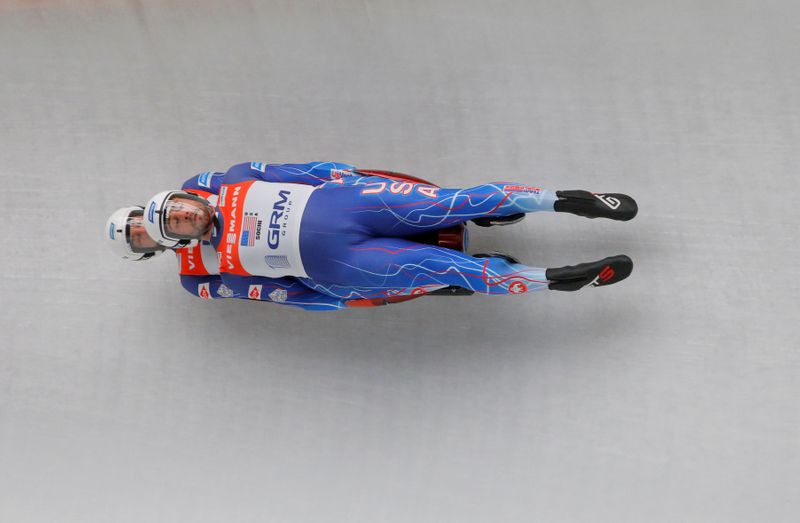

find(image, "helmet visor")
[127,210,166,254]
[162,193,213,240]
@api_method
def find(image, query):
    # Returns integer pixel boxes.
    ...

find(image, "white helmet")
[105,206,166,261]
[144,190,213,248]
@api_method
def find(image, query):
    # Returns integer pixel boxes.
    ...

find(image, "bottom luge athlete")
[106,162,637,311]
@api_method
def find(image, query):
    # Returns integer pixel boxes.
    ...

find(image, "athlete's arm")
[223,162,357,186]
[179,274,232,300]
[220,273,349,311]
[180,171,225,194]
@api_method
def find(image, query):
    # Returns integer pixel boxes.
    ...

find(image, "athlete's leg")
[346,180,557,236]
[301,237,546,299]
[338,179,637,236]
[301,237,632,300]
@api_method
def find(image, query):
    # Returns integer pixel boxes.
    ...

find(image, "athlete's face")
[128,216,160,253]
[164,196,213,239]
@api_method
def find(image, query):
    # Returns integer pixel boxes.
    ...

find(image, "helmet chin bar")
[176,238,199,248]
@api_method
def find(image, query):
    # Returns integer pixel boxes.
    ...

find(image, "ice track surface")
[1,1,798,521]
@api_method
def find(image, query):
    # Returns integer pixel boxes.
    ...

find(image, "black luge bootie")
[545,255,633,291]
[554,190,638,221]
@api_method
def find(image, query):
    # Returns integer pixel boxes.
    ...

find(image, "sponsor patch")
[197,171,213,188]
[594,193,621,210]
[198,282,211,299]
[265,255,290,269]
[331,168,351,179]
[250,162,266,172]
[266,190,290,249]
[217,284,234,298]
[248,284,262,300]
[503,185,541,194]
[269,288,288,303]
[218,186,228,207]
[508,281,528,294]
[590,265,616,287]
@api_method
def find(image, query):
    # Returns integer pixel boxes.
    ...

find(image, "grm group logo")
[267,190,291,249]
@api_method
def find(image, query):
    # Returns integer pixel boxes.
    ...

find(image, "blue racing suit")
[181,162,559,311]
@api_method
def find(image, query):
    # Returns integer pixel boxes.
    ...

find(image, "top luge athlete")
[106,162,637,311]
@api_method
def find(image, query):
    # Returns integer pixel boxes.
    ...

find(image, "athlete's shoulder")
[181,171,224,194]
[222,162,264,184]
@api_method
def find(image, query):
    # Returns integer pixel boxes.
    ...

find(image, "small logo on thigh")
[508,281,528,294]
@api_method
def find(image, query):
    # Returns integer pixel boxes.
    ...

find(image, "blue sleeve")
[180,275,233,300]
[220,273,349,311]
[181,172,225,194]
[223,162,357,186]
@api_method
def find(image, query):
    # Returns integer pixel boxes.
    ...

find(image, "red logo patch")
[503,185,541,194]
[508,281,528,294]
[599,266,615,282]
[248,285,262,300]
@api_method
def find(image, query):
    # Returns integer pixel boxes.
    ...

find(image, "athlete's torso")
[210,180,316,278]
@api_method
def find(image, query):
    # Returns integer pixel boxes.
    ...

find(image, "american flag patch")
[240,212,258,246]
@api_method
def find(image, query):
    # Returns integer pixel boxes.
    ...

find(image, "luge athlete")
[124,162,637,311]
